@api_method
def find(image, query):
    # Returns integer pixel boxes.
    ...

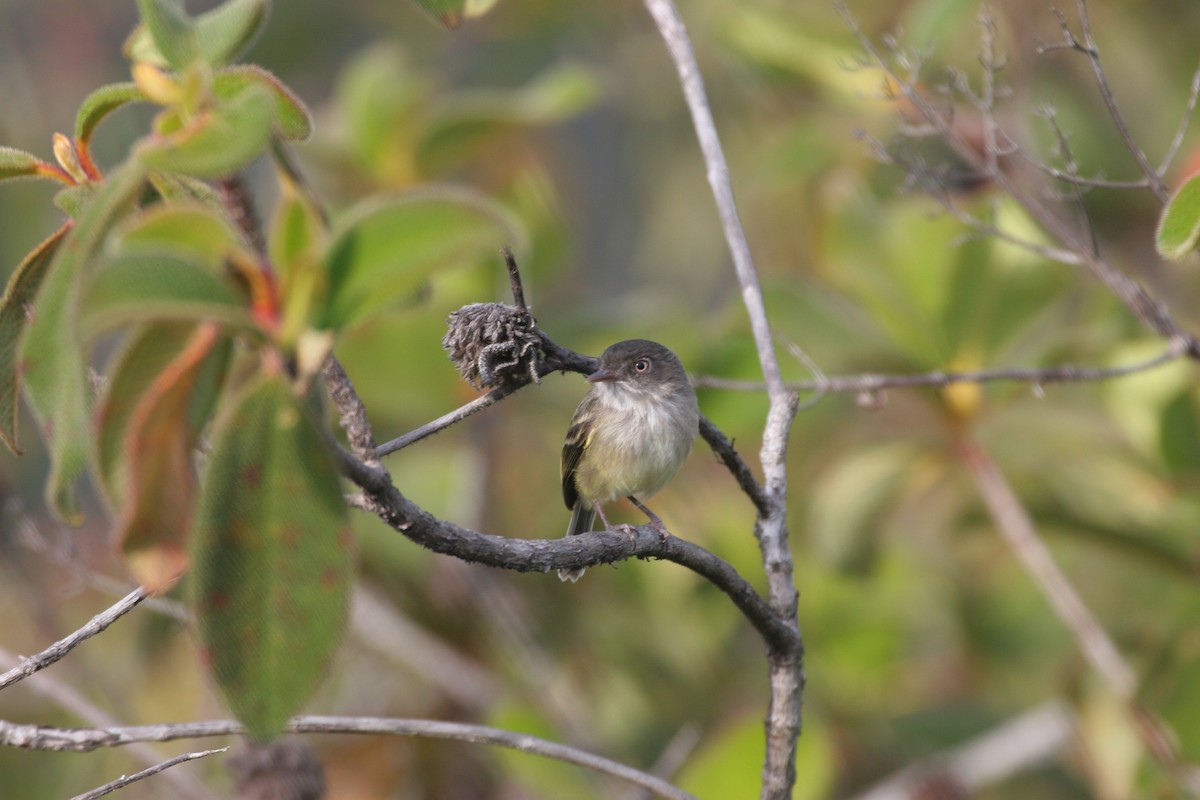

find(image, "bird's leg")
[627,496,670,541]
[595,500,638,541]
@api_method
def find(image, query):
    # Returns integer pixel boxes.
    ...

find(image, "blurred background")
[2,0,1199,797]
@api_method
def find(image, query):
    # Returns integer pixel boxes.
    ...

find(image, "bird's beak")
[586,368,620,383]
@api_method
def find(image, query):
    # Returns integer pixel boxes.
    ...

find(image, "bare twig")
[1158,57,1200,175]
[375,384,519,456]
[1057,1,1169,201]
[858,129,1087,265]
[502,246,529,313]
[350,585,497,710]
[957,439,1137,699]
[0,648,216,800]
[641,3,803,797]
[850,701,1075,800]
[0,717,698,800]
[839,4,1200,356]
[0,587,147,691]
[216,176,266,254]
[691,342,1187,394]
[69,747,229,800]
[621,724,702,800]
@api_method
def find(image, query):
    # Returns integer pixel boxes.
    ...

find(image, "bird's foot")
[627,496,671,542]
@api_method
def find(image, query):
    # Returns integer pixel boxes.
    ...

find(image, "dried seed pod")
[442,302,542,389]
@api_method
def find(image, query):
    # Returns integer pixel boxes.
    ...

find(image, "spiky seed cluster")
[442,302,542,389]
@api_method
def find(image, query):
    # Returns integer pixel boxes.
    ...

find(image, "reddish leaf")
[114,323,228,594]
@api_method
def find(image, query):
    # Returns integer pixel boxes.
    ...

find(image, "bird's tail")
[557,502,596,582]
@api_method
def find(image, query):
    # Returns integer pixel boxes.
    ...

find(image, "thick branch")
[0,717,698,800]
[348,476,799,655]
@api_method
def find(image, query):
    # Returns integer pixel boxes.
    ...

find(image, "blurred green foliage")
[2,0,1199,798]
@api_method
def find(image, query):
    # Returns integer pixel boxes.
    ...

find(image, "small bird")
[558,339,699,582]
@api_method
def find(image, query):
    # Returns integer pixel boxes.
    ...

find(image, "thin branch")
[699,416,769,517]
[850,701,1075,800]
[69,747,229,800]
[1065,0,1169,201]
[957,439,1137,699]
[641,4,803,798]
[376,384,519,456]
[839,4,1200,356]
[690,343,1187,394]
[957,441,1195,779]
[0,648,217,800]
[1158,56,1200,175]
[216,176,266,255]
[1037,104,1099,258]
[621,724,702,800]
[859,129,1086,266]
[0,717,698,800]
[502,246,528,313]
[350,585,498,709]
[640,0,786,401]
[0,587,147,691]
[375,330,595,457]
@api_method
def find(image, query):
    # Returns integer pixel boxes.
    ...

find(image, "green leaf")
[417,63,602,172]
[334,45,426,181]
[214,65,312,142]
[148,171,225,210]
[270,178,327,343]
[113,324,229,594]
[75,82,147,144]
[95,322,227,506]
[118,204,247,266]
[0,225,70,454]
[0,146,55,183]
[322,186,522,330]
[191,373,353,738]
[124,25,166,68]
[21,162,148,521]
[1157,174,1200,260]
[194,0,269,67]
[80,250,253,338]
[136,0,197,70]
[139,84,275,178]
[1159,390,1200,474]
[54,183,100,218]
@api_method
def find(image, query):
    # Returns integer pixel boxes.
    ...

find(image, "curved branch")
[349,476,799,655]
[0,717,699,800]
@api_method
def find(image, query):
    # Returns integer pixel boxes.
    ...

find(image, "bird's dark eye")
[634,358,651,373]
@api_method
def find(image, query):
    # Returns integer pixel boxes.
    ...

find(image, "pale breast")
[572,385,698,503]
